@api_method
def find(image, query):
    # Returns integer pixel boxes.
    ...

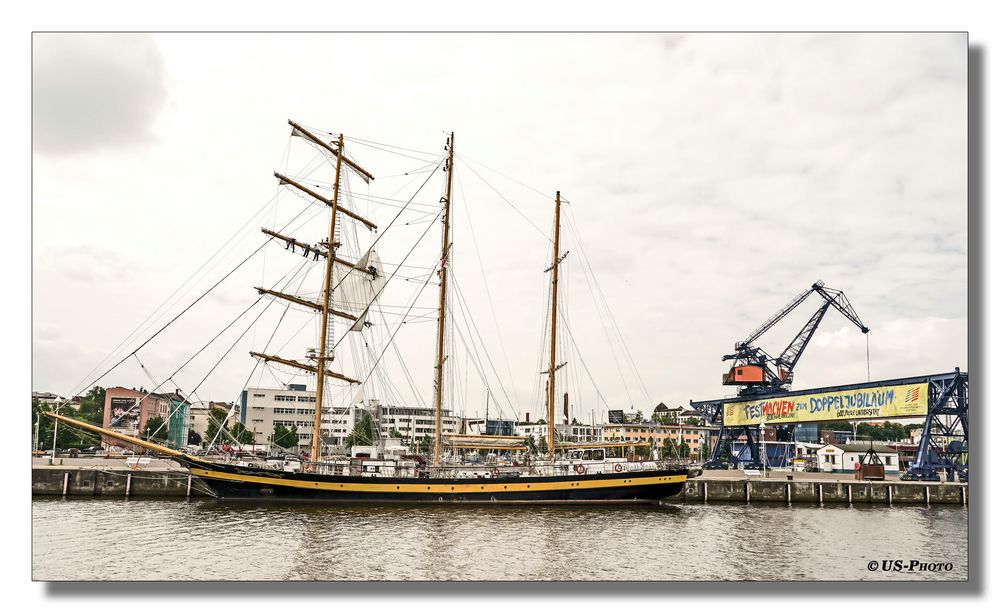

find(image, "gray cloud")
[32,34,166,154]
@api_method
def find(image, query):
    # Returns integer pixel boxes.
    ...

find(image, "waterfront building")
[32,391,69,407]
[188,401,234,440]
[462,417,517,436]
[815,443,900,474]
[240,385,459,451]
[602,422,711,459]
[514,422,604,443]
[101,387,189,449]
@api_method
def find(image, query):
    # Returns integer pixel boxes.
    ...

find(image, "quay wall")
[680,478,968,505]
[32,466,210,497]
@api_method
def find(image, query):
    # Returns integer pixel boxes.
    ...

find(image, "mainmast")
[310,133,346,463]
[546,191,563,461]
[433,132,455,467]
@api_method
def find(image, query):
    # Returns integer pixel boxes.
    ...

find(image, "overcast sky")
[31,33,967,423]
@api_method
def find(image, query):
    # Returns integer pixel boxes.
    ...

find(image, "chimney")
[525,412,530,422]
[563,393,569,424]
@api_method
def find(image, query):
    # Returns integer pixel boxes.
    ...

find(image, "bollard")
[62,472,69,496]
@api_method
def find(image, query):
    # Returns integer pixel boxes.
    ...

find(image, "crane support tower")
[901,368,968,482]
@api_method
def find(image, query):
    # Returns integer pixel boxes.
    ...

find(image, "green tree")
[272,423,299,449]
[538,436,548,455]
[230,421,255,445]
[188,429,202,446]
[204,407,230,445]
[344,411,377,448]
[684,417,701,426]
[524,435,538,455]
[679,441,691,460]
[633,411,645,424]
[418,435,433,454]
[144,416,166,441]
[73,386,105,425]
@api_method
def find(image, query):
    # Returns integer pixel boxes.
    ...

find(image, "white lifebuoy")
[575,463,586,474]
[614,463,624,473]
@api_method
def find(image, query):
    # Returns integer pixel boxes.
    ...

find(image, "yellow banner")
[722,382,929,426]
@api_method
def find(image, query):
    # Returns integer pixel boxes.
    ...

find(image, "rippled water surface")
[32,498,967,581]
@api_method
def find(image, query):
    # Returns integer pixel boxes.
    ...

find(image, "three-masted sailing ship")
[48,121,691,504]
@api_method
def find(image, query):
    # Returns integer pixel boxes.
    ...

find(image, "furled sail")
[332,248,385,331]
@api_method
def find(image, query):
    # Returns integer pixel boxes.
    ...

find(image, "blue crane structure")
[692,369,968,481]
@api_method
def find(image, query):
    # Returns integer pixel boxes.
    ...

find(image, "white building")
[240,385,458,451]
[515,422,604,443]
[815,443,900,474]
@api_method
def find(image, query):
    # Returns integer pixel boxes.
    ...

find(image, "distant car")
[84,446,105,452]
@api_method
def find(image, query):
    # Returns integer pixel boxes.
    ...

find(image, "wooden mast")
[547,191,562,461]
[433,132,455,467]
[310,134,345,463]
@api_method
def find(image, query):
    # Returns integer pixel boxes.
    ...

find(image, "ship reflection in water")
[32,499,967,581]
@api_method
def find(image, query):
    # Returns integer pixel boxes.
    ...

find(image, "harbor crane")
[723,280,870,397]
[696,280,870,469]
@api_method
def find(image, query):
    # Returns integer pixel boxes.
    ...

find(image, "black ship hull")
[184,458,687,504]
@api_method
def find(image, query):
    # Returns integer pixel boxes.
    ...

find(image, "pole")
[547,191,562,461]
[311,134,345,463]
[50,412,59,463]
[433,132,455,467]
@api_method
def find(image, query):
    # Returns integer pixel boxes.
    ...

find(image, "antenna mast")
[433,132,455,467]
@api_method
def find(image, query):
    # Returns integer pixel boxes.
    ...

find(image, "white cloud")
[31,33,967,420]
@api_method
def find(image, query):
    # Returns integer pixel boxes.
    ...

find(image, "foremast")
[310,134,346,463]
[253,121,376,464]
[433,132,455,467]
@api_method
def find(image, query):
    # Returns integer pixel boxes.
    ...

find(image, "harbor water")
[32,498,967,581]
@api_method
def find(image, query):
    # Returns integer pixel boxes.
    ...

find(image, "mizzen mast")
[433,132,455,468]
[545,191,565,461]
